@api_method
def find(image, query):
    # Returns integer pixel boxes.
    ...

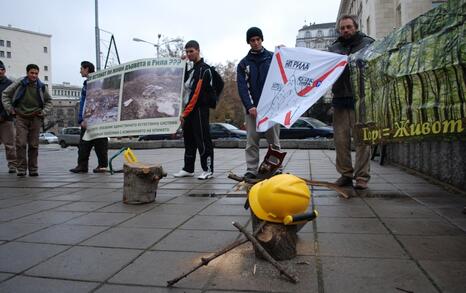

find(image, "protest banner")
[350,0,466,144]
[82,58,185,140]
[256,47,347,132]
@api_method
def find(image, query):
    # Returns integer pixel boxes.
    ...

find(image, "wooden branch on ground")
[227,172,350,199]
[301,178,351,199]
[232,221,299,284]
[166,221,266,287]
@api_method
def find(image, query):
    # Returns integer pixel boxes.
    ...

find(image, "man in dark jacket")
[173,40,215,180]
[2,64,53,177]
[0,60,16,173]
[328,15,375,189]
[237,27,280,179]
[69,61,108,174]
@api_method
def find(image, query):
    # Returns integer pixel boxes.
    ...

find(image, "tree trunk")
[251,212,298,261]
[123,162,166,204]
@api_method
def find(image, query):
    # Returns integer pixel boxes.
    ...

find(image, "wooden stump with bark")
[251,212,298,260]
[123,162,166,204]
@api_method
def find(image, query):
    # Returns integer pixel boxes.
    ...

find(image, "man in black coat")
[328,15,375,189]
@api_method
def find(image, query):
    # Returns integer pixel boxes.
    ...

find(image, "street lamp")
[133,34,182,58]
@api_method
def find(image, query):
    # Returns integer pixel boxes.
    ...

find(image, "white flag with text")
[256,47,348,131]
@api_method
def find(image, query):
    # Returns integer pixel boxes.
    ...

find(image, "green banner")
[350,0,466,144]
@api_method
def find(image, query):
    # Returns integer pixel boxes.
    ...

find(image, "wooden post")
[123,162,166,204]
[251,212,298,260]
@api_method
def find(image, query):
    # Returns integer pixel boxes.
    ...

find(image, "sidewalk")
[0,146,465,293]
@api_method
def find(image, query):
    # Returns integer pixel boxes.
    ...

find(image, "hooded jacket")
[1,77,53,116]
[328,31,374,108]
[237,48,273,112]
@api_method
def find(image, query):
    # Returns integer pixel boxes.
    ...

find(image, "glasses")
[339,25,354,30]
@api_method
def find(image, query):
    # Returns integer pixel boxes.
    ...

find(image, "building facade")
[337,0,447,39]
[295,22,337,51]
[48,82,81,134]
[0,25,52,89]
[295,22,338,120]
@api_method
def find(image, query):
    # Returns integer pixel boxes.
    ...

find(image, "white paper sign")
[256,47,348,131]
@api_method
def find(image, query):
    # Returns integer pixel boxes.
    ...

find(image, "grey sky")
[2,0,341,85]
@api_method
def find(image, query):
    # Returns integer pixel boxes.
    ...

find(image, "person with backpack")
[174,40,222,180]
[237,27,281,180]
[2,64,53,177]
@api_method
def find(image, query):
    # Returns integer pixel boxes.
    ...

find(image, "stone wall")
[386,139,466,191]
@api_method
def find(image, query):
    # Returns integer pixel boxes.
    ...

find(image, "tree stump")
[123,162,166,204]
[251,212,298,260]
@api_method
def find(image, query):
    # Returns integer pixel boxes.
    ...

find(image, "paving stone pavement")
[0,145,465,293]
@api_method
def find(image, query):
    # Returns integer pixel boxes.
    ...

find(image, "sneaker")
[173,170,194,178]
[243,172,257,180]
[335,176,353,187]
[69,166,88,173]
[29,172,39,177]
[8,167,16,174]
[198,171,213,180]
[93,166,107,173]
[354,179,368,190]
[17,171,26,177]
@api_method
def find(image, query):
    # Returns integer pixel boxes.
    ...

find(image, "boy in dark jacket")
[2,64,53,177]
[328,15,374,189]
[237,27,280,179]
[0,60,16,173]
[173,40,215,180]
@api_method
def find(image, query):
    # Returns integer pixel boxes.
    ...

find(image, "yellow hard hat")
[249,174,311,224]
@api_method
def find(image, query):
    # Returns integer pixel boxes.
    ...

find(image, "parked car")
[210,123,247,140]
[57,127,81,148]
[138,128,183,141]
[39,132,58,144]
[279,117,333,139]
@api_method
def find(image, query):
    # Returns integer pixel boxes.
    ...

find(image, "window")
[317,30,323,37]
[328,29,335,37]
[44,65,48,71]
[0,51,4,57]
[6,41,11,47]
[366,16,371,35]
[44,76,48,81]
[6,52,11,58]
[0,40,4,46]
[432,1,444,8]
[43,46,48,53]
[396,4,402,28]
[305,31,311,38]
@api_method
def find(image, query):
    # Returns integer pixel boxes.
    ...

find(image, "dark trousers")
[182,107,213,173]
[77,128,108,169]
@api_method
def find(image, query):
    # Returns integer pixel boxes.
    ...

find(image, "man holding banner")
[69,61,108,174]
[173,40,214,180]
[329,15,374,189]
[237,27,280,180]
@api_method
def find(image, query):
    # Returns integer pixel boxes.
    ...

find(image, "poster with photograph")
[82,58,185,140]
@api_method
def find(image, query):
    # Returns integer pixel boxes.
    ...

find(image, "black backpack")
[205,66,224,109]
